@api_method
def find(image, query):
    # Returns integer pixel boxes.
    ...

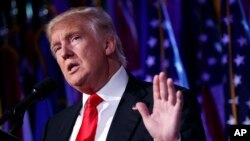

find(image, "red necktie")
[76,94,103,141]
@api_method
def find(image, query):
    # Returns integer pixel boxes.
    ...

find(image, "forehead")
[50,17,92,39]
[51,16,85,32]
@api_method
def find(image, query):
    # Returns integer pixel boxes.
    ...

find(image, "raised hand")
[135,72,183,141]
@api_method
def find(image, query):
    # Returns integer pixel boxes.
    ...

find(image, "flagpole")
[225,0,238,124]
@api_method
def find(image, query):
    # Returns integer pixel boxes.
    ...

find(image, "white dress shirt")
[69,66,128,141]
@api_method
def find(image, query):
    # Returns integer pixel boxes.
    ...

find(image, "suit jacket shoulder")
[41,102,82,141]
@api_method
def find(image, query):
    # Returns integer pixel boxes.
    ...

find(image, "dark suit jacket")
[41,74,206,141]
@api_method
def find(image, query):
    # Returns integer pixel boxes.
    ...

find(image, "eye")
[52,45,61,55]
[71,35,81,44]
[73,36,80,40]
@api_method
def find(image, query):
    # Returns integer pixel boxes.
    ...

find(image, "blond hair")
[46,7,127,67]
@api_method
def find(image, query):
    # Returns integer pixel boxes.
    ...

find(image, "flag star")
[237,36,247,47]
[223,15,233,25]
[221,54,228,64]
[221,34,229,45]
[199,33,208,42]
[148,37,157,48]
[163,39,170,48]
[150,19,160,28]
[145,75,153,82]
[234,74,241,87]
[206,19,214,27]
[229,96,239,105]
[243,117,250,125]
[246,98,250,109]
[201,72,210,82]
[146,56,155,67]
[234,54,244,67]
[227,115,236,125]
[214,42,222,53]
[208,57,217,66]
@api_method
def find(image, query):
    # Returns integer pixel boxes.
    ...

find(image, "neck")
[80,61,121,94]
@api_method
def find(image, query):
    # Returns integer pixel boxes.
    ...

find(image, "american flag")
[194,0,226,140]
[139,0,188,89]
[195,0,250,140]
[221,0,250,134]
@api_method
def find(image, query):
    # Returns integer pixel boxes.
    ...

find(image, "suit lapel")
[106,74,151,141]
[59,102,82,140]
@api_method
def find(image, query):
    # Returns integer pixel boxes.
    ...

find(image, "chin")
[71,79,83,87]
[66,76,82,87]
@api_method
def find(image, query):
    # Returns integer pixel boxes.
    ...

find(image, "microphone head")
[32,78,57,99]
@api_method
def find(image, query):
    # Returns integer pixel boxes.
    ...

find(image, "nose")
[61,45,74,60]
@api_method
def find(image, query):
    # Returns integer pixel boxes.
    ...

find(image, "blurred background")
[0,0,250,141]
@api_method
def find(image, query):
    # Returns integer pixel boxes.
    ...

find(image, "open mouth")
[67,63,79,74]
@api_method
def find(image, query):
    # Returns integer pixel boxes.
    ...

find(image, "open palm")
[135,72,183,141]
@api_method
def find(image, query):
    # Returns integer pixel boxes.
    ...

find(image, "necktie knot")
[87,94,103,108]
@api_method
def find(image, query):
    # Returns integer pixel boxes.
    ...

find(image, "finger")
[159,72,168,100]
[175,90,183,110]
[153,75,160,100]
[167,78,176,105]
[135,102,150,121]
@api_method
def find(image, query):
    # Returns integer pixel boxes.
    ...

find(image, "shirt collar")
[82,66,128,105]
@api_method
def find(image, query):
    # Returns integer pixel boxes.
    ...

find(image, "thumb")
[135,102,150,120]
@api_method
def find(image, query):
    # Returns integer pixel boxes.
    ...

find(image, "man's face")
[49,17,110,93]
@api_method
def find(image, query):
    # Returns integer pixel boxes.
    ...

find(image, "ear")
[104,36,116,55]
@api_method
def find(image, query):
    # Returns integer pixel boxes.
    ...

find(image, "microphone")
[0,78,57,125]
[13,77,57,115]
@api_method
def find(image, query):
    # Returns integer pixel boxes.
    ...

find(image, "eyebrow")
[51,31,81,48]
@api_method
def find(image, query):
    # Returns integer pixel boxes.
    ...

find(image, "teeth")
[68,64,75,70]
[68,63,79,73]
[71,66,78,71]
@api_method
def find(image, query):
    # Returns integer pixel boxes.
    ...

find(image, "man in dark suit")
[42,7,205,141]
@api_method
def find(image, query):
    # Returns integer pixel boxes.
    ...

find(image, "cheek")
[76,43,106,67]
[56,59,66,72]
[78,49,97,62]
